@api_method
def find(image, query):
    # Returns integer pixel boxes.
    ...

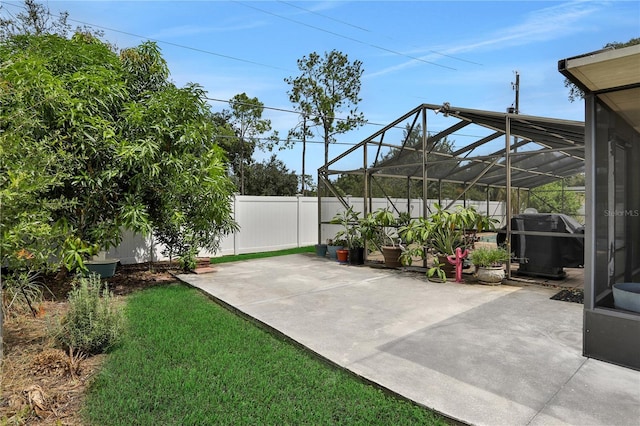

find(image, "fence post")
[233,194,239,255]
[297,194,302,248]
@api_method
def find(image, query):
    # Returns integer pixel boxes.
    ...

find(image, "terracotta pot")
[336,249,349,264]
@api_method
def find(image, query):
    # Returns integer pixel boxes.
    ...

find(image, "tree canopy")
[285,50,366,166]
[220,93,279,195]
[0,0,71,39]
[243,155,300,196]
[1,33,237,272]
[526,179,583,219]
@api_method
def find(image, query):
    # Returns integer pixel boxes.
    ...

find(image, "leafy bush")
[56,274,124,355]
[178,246,197,272]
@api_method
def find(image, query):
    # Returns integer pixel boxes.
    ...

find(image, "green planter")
[85,259,119,278]
[327,245,343,260]
[315,244,328,257]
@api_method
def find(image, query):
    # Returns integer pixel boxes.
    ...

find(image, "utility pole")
[512,71,519,207]
[513,71,520,114]
[506,71,520,279]
[508,71,520,114]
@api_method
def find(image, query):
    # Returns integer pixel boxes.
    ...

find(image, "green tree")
[1,33,237,272]
[224,93,279,194]
[120,41,170,99]
[526,181,582,217]
[1,0,107,45]
[287,114,314,195]
[299,173,317,196]
[0,0,71,39]
[565,38,640,102]
[285,50,366,166]
[1,33,134,265]
[121,77,238,263]
[244,155,299,196]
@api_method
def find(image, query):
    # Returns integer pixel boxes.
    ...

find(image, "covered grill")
[498,213,584,279]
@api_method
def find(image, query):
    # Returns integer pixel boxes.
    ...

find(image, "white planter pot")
[476,266,505,285]
[612,283,640,313]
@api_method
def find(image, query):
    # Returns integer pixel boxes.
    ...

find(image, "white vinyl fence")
[108,195,505,264]
[108,195,318,264]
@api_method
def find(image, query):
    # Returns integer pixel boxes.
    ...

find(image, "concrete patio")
[178,253,639,426]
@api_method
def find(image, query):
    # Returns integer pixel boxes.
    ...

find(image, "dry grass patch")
[1,262,180,425]
[1,301,105,425]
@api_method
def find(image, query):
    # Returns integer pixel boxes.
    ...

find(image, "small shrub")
[55,274,124,355]
[470,246,511,267]
[1,269,46,318]
[178,246,197,272]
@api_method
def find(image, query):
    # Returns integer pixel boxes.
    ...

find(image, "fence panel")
[112,195,320,264]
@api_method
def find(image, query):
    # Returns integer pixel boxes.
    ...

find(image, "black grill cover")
[497,213,584,268]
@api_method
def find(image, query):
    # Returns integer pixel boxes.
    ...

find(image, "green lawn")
[84,285,447,425]
[210,245,315,264]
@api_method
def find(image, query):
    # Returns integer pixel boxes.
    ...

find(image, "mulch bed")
[550,288,584,304]
[1,262,182,425]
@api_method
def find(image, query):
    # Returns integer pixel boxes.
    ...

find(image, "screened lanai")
[318,103,585,277]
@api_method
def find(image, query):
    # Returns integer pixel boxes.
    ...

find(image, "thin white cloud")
[447,1,599,52]
[150,20,267,39]
[367,1,603,79]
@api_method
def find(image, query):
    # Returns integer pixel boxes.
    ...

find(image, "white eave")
[559,44,640,133]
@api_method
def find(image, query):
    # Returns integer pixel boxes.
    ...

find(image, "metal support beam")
[422,107,429,217]
[505,116,512,279]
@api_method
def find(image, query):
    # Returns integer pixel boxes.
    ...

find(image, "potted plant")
[330,206,365,265]
[398,217,432,268]
[326,238,345,260]
[59,223,120,278]
[347,235,365,265]
[428,204,497,277]
[470,246,511,285]
[360,208,408,268]
[336,247,349,264]
[426,259,447,283]
[85,250,120,278]
[315,242,328,257]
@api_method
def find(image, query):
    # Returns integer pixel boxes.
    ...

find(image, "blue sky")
[4,1,639,180]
